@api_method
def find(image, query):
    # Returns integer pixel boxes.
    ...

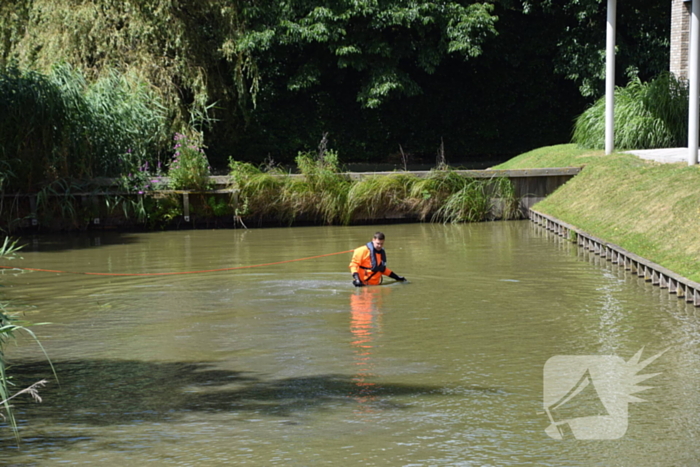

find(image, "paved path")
[624,148,693,164]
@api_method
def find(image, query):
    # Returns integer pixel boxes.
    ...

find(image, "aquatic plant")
[0,237,55,445]
[294,150,351,224]
[229,150,520,226]
[409,170,472,221]
[346,173,417,224]
[432,178,491,223]
[490,176,520,220]
[228,158,288,223]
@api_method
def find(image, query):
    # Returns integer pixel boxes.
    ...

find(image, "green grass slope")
[492,144,700,283]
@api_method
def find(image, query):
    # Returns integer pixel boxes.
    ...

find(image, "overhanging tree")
[236,1,498,109]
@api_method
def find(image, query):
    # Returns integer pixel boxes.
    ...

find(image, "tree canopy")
[515,0,670,96]
[0,0,671,168]
[237,1,498,108]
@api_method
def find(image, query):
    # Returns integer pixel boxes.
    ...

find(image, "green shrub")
[573,73,688,150]
[167,133,213,191]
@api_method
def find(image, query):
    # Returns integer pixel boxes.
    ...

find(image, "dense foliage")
[237,1,498,108]
[515,0,671,97]
[573,73,688,150]
[0,0,671,175]
[0,238,53,444]
[0,64,169,192]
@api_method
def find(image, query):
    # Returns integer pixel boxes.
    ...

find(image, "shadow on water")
[4,359,486,425]
[21,232,142,253]
[0,359,500,457]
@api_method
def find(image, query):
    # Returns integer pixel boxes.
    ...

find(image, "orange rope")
[0,249,354,277]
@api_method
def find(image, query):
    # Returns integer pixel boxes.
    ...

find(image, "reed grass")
[294,151,351,224]
[432,178,491,223]
[228,160,288,223]
[573,73,688,150]
[0,63,170,192]
[0,238,56,445]
[346,173,417,223]
[229,156,521,226]
[409,170,473,221]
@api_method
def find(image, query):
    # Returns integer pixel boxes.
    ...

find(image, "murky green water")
[0,222,698,465]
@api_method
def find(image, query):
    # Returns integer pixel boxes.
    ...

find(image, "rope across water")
[0,249,354,277]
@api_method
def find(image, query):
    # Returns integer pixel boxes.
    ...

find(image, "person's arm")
[388,271,406,281]
[349,248,365,286]
[349,248,362,275]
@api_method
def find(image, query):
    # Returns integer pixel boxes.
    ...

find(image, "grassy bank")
[492,144,700,283]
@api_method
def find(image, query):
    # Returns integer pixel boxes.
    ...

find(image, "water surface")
[0,222,698,465]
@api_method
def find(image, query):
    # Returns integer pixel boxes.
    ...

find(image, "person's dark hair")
[373,232,385,240]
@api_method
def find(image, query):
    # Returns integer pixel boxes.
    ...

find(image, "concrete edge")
[529,209,700,306]
[86,168,582,186]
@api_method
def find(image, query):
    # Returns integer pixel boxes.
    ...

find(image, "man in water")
[349,232,406,287]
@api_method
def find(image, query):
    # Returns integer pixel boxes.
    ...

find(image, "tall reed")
[0,238,55,444]
[0,63,170,192]
[573,73,688,150]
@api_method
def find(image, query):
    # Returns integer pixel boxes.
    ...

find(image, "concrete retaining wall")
[2,168,580,231]
[530,209,700,307]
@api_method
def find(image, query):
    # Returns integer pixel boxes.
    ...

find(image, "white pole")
[689,0,700,165]
[605,0,616,155]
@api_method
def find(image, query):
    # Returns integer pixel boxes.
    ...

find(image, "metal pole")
[605,0,616,155]
[689,0,700,165]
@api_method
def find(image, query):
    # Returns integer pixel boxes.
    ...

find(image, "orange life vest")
[349,243,393,285]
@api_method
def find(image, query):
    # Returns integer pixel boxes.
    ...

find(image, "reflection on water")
[350,286,387,415]
[0,222,698,465]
